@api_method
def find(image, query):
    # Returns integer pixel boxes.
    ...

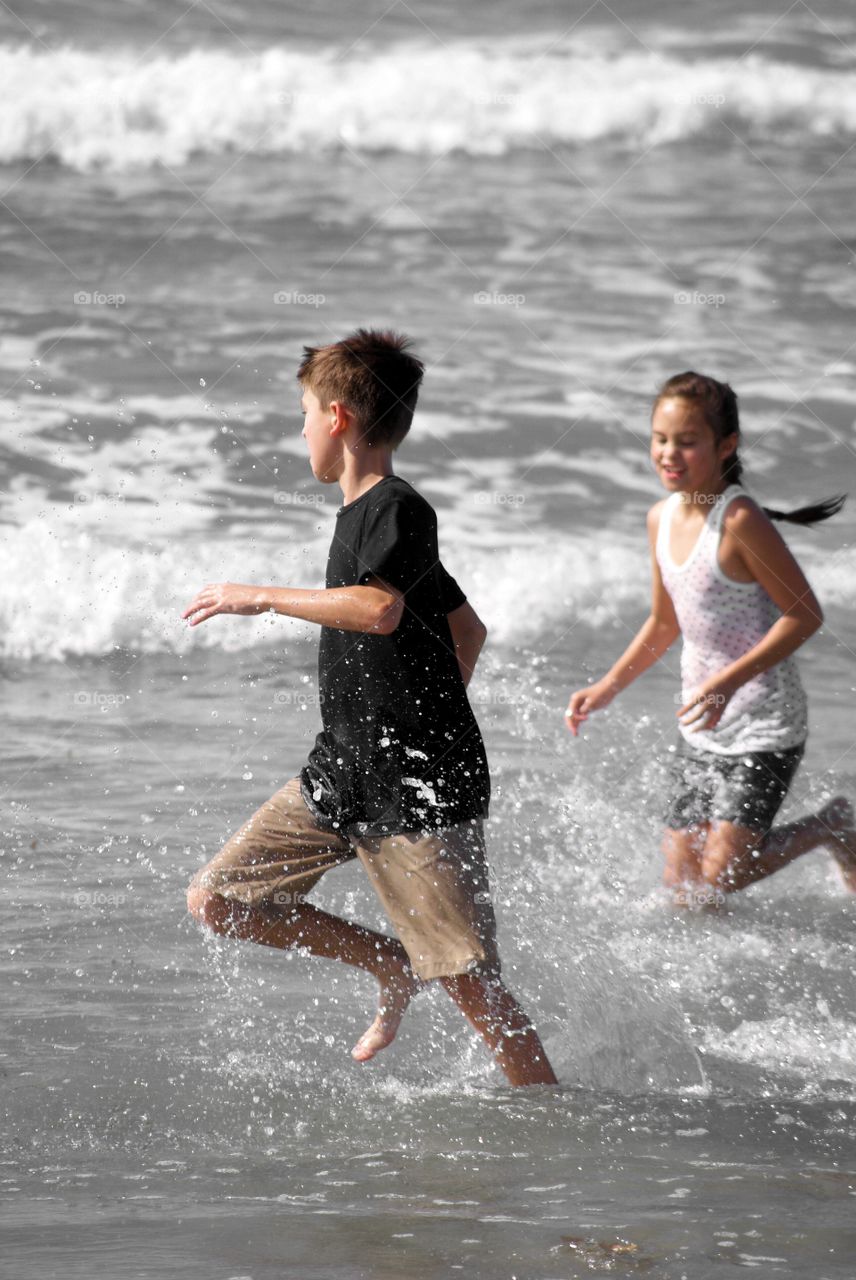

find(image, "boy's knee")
[186,878,228,930]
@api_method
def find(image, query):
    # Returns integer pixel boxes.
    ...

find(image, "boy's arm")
[447,600,487,688]
[182,578,403,634]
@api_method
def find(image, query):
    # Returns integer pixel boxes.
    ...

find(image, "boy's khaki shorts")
[189,777,500,981]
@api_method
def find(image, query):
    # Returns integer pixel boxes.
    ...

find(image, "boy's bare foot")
[351,966,424,1063]
[818,797,856,892]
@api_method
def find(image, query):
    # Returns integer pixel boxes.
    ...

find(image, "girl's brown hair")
[655,371,845,525]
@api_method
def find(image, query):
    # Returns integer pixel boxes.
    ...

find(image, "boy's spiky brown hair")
[298,328,424,448]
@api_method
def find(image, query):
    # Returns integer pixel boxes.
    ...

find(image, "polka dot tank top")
[656,485,807,755]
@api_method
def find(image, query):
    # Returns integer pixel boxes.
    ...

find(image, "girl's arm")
[679,498,822,728]
[566,505,681,734]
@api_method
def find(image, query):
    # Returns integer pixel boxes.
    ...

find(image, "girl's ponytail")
[757,494,846,525]
[655,372,846,526]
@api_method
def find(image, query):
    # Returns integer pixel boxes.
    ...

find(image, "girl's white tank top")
[655,485,807,755]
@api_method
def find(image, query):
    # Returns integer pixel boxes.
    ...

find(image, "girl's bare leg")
[661,824,715,907]
[699,796,856,894]
[820,798,856,891]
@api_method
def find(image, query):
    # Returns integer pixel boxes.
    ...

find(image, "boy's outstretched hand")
[182,582,265,627]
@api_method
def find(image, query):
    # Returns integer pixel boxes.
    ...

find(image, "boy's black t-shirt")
[300,475,490,836]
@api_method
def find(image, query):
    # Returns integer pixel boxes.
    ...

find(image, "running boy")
[565,371,856,905]
[184,329,556,1087]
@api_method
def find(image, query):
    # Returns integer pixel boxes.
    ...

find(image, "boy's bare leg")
[186,886,421,1059]
[700,796,856,894]
[439,973,558,1087]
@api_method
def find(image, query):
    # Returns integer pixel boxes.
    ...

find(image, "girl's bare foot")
[828,829,856,894]
[818,797,856,892]
[351,965,424,1063]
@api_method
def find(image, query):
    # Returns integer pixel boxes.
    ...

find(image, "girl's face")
[650,397,736,495]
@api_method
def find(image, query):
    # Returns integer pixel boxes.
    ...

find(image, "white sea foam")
[1,41,855,171]
[3,500,855,661]
[0,509,639,660]
[708,1014,856,1086]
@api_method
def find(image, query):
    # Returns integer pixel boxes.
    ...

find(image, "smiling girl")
[565,371,855,904]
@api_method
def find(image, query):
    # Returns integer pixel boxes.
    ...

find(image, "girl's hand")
[565,680,616,737]
[182,582,266,627]
[677,674,738,732]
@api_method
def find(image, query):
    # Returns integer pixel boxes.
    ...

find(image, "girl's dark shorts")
[665,736,805,833]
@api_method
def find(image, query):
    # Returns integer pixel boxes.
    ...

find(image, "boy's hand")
[182,582,266,627]
[564,680,616,737]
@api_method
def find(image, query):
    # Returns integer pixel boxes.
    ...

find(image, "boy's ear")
[328,400,353,437]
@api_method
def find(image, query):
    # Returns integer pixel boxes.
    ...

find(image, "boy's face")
[301,386,344,483]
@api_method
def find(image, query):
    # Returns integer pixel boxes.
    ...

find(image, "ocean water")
[2,1,856,1276]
